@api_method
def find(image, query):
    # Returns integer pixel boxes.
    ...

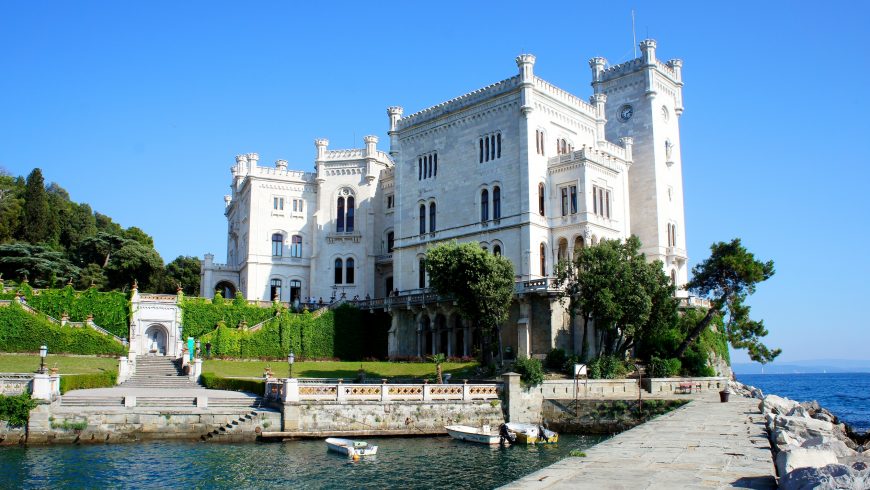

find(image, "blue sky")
[1,1,867,363]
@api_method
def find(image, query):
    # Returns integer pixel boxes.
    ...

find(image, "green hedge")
[180,294,277,338]
[59,372,118,394]
[198,304,390,361]
[0,392,37,427]
[200,372,265,395]
[0,302,126,355]
[22,285,130,338]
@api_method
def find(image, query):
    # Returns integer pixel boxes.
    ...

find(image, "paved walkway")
[61,386,256,398]
[502,393,776,489]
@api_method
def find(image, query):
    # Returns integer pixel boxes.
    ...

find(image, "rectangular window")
[592,185,612,218]
[560,187,568,217]
[605,190,611,218]
[290,235,302,257]
[386,194,394,209]
[592,186,598,215]
[570,185,577,214]
[273,197,284,210]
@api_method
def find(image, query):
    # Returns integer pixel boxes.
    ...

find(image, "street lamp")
[39,345,47,374]
[288,352,295,379]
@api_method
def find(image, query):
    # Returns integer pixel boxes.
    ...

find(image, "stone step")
[60,397,124,406]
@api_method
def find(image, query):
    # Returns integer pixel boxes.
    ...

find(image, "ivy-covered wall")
[0,302,126,355]
[21,285,130,338]
[180,294,276,338]
[199,305,391,361]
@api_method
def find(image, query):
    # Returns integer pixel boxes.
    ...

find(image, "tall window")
[592,185,611,218]
[667,224,677,246]
[419,204,426,234]
[387,232,395,253]
[561,185,577,216]
[290,235,302,257]
[336,196,345,232]
[573,236,585,256]
[334,258,343,284]
[538,183,545,216]
[493,244,502,256]
[480,189,489,222]
[561,187,569,216]
[271,233,283,256]
[479,133,502,162]
[270,279,282,301]
[418,258,426,288]
[570,185,577,214]
[419,152,438,180]
[273,197,284,210]
[346,196,355,232]
[292,198,303,213]
[386,194,394,209]
[345,258,355,284]
[670,270,677,286]
[535,130,545,156]
[429,203,436,232]
[290,280,302,303]
[539,243,547,276]
[493,186,501,219]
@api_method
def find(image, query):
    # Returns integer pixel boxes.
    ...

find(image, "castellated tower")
[590,39,689,292]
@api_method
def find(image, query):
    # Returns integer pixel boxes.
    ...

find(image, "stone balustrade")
[273,379,501,404]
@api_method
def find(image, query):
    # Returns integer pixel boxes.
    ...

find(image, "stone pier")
[501,392,776,489]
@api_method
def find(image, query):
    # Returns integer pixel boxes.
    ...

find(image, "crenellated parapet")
[396,76,520,131]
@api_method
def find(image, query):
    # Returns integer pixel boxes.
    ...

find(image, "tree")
[104,241,164,291]
[0,243,80,287]
[22,169,55,244]
[162,255,201,295]
[124,226,154,248]
[425,241,514,366]
[0,173,24,243]
[556,236,678,360]
[75,263,107,290]
[73,232,128,268]
[676,238,780,363]
[429,353,446,384]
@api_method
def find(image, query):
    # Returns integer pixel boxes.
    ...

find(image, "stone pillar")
[380,380,390,402]
[49,373,60,397]
[117,356,129,384]
[462,379,470,401]
[336,379,346,402]
[517,298,531,358]
[283,378,299,403]
[502,372,522,423]
[191,358,202,383]
[124,396,137,407]
[31,373,52,401]
[422,381,430,401]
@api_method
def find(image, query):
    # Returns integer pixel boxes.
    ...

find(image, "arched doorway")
[144,324,168,356]
[215,281,236,298]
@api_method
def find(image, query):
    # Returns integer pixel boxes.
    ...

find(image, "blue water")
[737,372,870,432]
[0,434,605,489]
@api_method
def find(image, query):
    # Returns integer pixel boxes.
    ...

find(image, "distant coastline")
[733,359,870,375]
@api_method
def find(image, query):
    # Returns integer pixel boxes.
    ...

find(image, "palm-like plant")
[429,353,447,384]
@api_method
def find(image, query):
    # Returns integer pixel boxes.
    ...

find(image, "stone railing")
[643,376,728,394]
[536,379,642,399]
[277,379,501,403]
[0,374,33,396]
[515,278,561,294]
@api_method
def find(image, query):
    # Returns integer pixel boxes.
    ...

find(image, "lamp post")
[39,345,47,374]
[288,352,295,378]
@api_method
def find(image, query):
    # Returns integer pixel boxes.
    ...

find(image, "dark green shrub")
[59,372,117,393]
[681,343,715,377]
[25,286,130,338]
[512,356,544,387]
[200,373,265,395]
[0,302,126,355]
[544,348,567,371]
[647,356,682,378]
[0,392,37,427]
[587,355,629,379]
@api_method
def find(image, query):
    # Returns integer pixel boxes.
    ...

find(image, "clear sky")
[1,1,867,363]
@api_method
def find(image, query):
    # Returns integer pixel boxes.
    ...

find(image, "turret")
[515,54,536,115]
[275,159,288,171]
[387,106,403,158]
[667,59,684,115]
[589,57,607,94]
[591,93,607,143]
[364,135,379,182]
[314,139,329,183]
[640,39,657,65]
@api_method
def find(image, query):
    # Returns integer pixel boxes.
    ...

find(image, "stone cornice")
[397,75,521,130]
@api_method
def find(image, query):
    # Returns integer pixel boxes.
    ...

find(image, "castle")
[200,39,688,360]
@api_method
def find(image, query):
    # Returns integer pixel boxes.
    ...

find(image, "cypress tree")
[22,168,54,243]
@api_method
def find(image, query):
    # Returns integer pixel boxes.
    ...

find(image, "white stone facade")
[201,40,689,357]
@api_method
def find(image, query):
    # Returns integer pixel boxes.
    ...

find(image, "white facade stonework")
[201,40,690,358]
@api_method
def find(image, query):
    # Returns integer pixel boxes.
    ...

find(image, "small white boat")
[325,437,378,459]
[504,423,559,444]
[445,425,503,445]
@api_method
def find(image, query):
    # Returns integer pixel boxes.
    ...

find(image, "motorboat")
[444,425,504,445]
[325,437,378,459]
[504,423,559,444]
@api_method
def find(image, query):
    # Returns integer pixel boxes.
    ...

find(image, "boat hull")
[325,438,379,458]
[505,423,559,444]
[445,425,502,445]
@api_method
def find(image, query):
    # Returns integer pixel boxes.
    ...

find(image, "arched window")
[289,280,302,303]
[419,258,426,288]
[493,186,501,219]
[346,258,355,284]
[558,238,568,262]
[433,154,437,177]
[496,133,501,159]
[479,139,484,163]
[418,158,422,180]
[272,233,283,256]
[539,243,547,276]
[387,232,395,253]
[493,244,502,256]
[480,189,489,222]
[429,202,436,232]
[538,183,545,216]
[419,204,426,234]
[346,196,355,232]
[490,135,496,160]
[574,236,585,256]
[485,137,490,162]
[290,235,302,257]
[334,258,343,284]
[336,197,345,232]
[270,278,282,301]
[670,269,677,286]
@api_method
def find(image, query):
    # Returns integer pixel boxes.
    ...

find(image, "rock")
[775,447,840,477]
[800,400,821,414]
[776,414,836,439]
[751,387,764,400]
[779,463,869,490]
[801,435,859,458]
[813,412,834,423]
[788,406,810,418]
[761,394,800,415]
[772,428,803,452]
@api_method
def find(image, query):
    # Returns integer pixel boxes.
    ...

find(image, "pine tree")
[22,168,55,243]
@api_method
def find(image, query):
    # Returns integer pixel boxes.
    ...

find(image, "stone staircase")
[201,410,269,442]
[120,357,200,389]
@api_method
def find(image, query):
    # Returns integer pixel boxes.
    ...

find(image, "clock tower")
[589,39,689,293]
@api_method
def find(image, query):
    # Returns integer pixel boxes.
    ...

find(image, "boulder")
[801,435,859,458]
[799,400,821,414]
[788,406,810,418]
[772,428,803,452]
[775,414,835,439]
[775,447,839,477]
[751,387,764,400]
[779,463,869,490]
[761,394,800,415]
[813,412,834,424]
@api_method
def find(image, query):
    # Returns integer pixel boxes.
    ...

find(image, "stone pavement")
[501,393,776,489]
[61,386,256,398]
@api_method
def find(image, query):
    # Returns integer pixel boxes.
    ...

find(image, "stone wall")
[542,399,687,434]
[281,400,503,435]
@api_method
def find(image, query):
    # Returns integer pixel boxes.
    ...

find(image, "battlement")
[592,39,681,86]
[396,75,521,131]
[532,76,597,116]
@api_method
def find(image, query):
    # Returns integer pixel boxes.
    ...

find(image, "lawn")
[203,359,479,380]
[0,353,118,375]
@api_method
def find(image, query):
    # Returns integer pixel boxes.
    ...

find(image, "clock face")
[619,104,633,122]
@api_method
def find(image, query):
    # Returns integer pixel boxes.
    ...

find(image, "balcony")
[666,246,688,263]
[375,253,393,264]
[327,231,362,244]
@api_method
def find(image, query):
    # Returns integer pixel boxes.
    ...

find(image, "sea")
[736,372,870,432]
